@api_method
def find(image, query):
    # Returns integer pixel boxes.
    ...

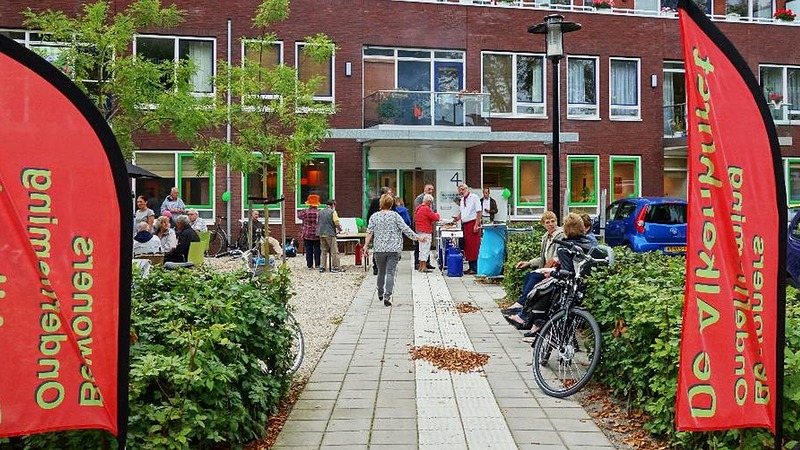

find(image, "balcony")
[663,103,687,138]
[364,90,491,128]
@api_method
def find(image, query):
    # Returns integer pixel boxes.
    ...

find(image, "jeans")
[517,271,545,320]
[374,252,401,299]
[304,239,321,268]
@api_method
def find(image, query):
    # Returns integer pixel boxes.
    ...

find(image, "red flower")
[774,8,796,20]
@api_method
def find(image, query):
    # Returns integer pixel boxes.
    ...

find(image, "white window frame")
[241,39,284,99]
[133,34,217,95]
[481,51,547,118]
[760,64,800,124]
[566,55,600,120]
[295,41,335,104]
[609,57,641,120]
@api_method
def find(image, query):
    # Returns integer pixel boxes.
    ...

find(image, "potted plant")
[377,98,400,123]
[774,8,796,21]
[592,0,614,9]
[769,92,784,108]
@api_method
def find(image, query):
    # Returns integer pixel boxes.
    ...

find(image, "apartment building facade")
[2,0,800,238]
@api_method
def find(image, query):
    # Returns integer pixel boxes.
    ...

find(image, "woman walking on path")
[364,194,428,306]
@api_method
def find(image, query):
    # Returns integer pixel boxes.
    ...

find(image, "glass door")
[401,169,437,210]
[434,61,463,126]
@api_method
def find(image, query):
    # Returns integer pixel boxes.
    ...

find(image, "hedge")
[3,266,296,449]
[503,233,799,448]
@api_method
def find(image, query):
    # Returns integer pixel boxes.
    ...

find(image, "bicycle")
[207,216,232,257]
[240,239,304,375]
[530,240,613,398]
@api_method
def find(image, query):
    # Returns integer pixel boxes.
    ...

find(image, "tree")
[23,0,336,183]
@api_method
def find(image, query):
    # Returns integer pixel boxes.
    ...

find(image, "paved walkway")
[274,253,614,449]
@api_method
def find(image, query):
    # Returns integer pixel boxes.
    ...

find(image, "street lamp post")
[529,15,581,221]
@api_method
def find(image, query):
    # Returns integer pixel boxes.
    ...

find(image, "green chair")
[187,241,205,266]
[198,231,211,253]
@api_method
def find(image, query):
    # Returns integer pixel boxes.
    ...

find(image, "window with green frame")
[296,154,334,214]
[786,158,800,206]
[516,156,546,207]
[610,156,641,201]
[243,156,283,221]
[135,152,213,218]
[567,156,599,211]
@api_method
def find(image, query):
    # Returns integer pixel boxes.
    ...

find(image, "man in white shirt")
[453,184,482,274]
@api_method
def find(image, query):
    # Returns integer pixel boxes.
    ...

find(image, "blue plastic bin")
[446,247,463,277]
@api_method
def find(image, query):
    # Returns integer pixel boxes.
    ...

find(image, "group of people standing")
[297,194,345,273]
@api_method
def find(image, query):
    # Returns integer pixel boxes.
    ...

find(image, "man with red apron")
[454,184,482,275]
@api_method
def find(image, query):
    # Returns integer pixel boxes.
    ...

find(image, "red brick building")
[3,0,800,240]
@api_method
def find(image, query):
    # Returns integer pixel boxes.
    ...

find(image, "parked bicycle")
[530,240,613,398]
[207,216,233,257]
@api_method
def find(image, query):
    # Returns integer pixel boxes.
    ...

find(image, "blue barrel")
[446,247,463,277]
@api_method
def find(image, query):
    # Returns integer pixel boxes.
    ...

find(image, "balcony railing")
[390,0,800,25]
[364,90,491,128]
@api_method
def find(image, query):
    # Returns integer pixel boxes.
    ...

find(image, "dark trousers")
[304,239,321,268]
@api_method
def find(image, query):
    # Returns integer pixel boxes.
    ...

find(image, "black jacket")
[166,226,200,262]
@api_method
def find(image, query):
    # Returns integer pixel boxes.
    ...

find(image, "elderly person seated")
[187,208,208,233]
[165,214,200,263]
[155,214,178,253]
[133,221,163,256]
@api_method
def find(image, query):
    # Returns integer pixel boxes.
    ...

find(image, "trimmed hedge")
[504,240,799,448]
[8,266,295,449]
[582,249,799,448]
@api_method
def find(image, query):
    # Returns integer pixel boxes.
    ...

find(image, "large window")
[134,152,214,218]
[135,35,215,94]
[482,52,545,116]
[296,154,334,218]
[242,40,283,97]
[482,154,547,217]
[610,156,641,201]
[296,42,334,103]
[567,155,599,215]
[243,156,283,222]
[664,149,687,199]
[760,65,800,123]
[726,0,772,19]
[610,58,640,119]
[567,56,599,118]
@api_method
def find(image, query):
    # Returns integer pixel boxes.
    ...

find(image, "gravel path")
[205,252,366,380]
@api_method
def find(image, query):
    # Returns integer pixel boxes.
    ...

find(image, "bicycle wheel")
[286,312,304,375]
[531,307,601,398]
[207,230,226,256]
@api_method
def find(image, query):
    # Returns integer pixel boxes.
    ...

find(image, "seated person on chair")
[502,211,564,316]
[165,214,200,262]
[133,221,163,256]
[187,208,208,233]
[504,212,591,331]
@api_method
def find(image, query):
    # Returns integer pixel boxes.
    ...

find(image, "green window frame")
[516,156,547,207]
[242,154,284,221]
[785,158,800,207]
[177,153,214,210]
[567,156,600,207]
[296,153,335,216]
[609,156,641,202]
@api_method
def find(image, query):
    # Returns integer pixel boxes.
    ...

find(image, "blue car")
[596,197,687,254]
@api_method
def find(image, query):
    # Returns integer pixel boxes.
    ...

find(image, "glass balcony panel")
[364,90,490,127]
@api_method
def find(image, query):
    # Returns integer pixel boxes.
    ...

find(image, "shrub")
[583,249,800,448]
[15,266,296,449]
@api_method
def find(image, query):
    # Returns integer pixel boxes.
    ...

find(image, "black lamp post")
[529,15,581,221]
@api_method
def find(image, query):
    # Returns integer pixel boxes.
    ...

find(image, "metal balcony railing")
[390,0,800,25]
[364,90,491,128]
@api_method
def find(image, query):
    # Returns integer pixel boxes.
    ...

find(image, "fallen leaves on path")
[409,345,490,373]
[456,302,481,314]
[247,379,307,450]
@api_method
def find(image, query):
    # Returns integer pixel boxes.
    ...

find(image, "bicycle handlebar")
[552,239,611,265]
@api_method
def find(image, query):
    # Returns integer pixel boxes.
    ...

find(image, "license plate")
[664,246,686,253]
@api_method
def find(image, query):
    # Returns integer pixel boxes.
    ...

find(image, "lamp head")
[528,14,582,61]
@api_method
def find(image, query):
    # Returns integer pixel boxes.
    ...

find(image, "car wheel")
[788,272,798,288]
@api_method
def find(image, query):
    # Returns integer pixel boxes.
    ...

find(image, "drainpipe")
[226,18,232,238]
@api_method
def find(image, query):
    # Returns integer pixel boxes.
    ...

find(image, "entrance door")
[401,169,436,211]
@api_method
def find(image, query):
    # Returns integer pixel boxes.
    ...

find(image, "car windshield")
[645,203,687,225]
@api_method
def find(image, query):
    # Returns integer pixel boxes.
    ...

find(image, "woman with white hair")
[133,221,163,255]
[413,193,440,272]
